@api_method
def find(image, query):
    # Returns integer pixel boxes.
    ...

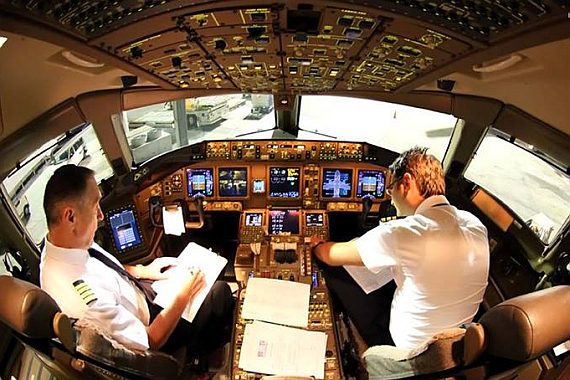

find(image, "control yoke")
[359,194,378,231]
[148,195,205,230]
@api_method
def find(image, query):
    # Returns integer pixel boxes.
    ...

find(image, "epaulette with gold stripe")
[73,279,97,306]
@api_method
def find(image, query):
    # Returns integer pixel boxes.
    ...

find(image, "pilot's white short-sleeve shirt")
[356,195,489,349]
[40,240,151,350]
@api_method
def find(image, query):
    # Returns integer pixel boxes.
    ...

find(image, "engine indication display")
[269,167,300,198]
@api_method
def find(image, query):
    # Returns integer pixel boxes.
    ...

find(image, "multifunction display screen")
[187,168,214,197]
[322,169,352,198]
[245,212,263,227]
[269,167,300,198]
[356,170,386,198]
[109,209,143,252]
[305,213,324,227]
[268,209,300,235]
[218,168,248,197]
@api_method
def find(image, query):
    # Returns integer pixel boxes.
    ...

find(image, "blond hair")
[389,147,445,197]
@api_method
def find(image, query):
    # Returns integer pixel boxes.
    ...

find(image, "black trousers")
[146,281,235,356]
[319,261,397,346]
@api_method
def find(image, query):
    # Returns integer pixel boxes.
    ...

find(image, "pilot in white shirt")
[40,164,233,353]
[312,147,490,349]
[41,240,152,350]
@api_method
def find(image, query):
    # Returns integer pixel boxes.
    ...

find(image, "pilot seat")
[344,285,570,380]
[0,275,226,380]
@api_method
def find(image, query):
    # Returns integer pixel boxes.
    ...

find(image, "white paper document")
[343,265,393,294]
[162,206,185,236]
[241,277,310,327]
[239,320,328,379]
[152,242,227,322]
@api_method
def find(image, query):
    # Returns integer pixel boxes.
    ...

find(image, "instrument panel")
[120,141,395,379]
[143,161,390,210]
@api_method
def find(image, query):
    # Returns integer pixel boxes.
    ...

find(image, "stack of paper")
[152,242,227,322]
[241,277,310,327]
[239,321,327,379]
[239,278,327,379]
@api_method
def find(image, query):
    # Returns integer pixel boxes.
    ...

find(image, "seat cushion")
[362,328,465,380]
[74,320,182,380]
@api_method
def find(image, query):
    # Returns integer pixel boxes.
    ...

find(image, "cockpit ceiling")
[1,0,567,93]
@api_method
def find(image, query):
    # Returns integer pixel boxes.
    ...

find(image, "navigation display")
[187,168,214,197]
[219,168,248,197]
[357,170,386,198]
[322,169,352,198]
[268,209,300,235]
[306,213,324,227]
[108,208,143,252]
[269,167,301,198]
[245,213,263,227]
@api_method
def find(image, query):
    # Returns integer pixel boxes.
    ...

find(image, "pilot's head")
[387,147,445,216]
[43,165,103,250]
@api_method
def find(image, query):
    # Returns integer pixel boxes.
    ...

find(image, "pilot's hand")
[310,235,327,261]
[142,257,179,280]
[310,235,326,249]
[183,270,206,300]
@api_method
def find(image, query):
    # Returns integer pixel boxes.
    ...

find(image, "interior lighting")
[472,54,523,73]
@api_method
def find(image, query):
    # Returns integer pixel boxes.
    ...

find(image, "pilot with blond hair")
[311,147,489,349]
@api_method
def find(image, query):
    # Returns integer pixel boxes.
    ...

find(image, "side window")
[465,128,570,244]
[1,124,114,245]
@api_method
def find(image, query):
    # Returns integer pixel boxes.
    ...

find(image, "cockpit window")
[299,96,458,160]
[465,128,570,244]
[1,124,113,245]
[124,94,275,164]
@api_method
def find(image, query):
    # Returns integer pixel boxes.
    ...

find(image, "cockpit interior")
[1,0,570,379]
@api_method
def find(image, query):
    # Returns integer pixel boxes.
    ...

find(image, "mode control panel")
[205,140,375,162]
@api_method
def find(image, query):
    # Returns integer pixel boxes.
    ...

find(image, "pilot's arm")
[310,236,363,266]
[126,258,207,350]
[145,270,206,350]
[124,257,179,280]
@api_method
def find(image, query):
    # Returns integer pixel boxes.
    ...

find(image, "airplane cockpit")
[2,0,570,379]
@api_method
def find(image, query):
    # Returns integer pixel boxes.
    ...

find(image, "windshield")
[124,94,457,164]
[125,94,276,164]
[465,129,570,244]
[299,96,457,159]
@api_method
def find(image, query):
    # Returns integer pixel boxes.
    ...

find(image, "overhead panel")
[282,7,385,92]
[114,29,234,89]
[339,20,474,91]
[0,0,567,92]
[194,8,283,93]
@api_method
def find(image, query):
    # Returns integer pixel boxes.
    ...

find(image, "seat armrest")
[462,323,487,365]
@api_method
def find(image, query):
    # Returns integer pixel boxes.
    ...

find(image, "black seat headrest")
[480,285,570,361]
[0,275,61,339]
